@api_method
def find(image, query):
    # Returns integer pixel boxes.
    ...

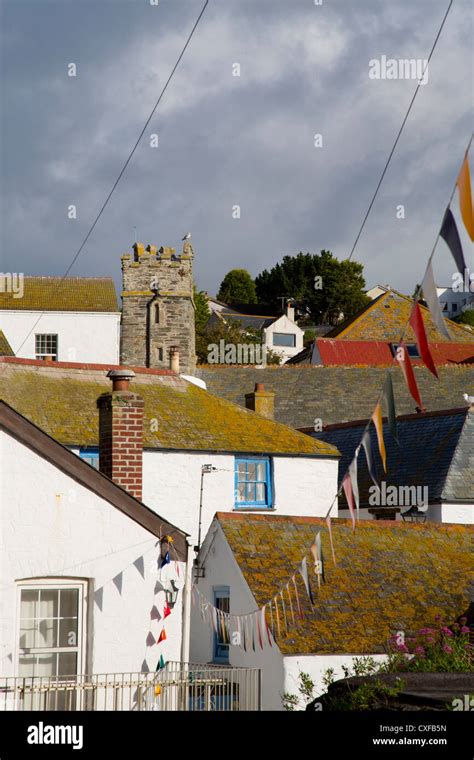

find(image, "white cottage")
[0,400,190,708]
[0,357,340,543]
[191,512,474,710]
[0,276,120,364]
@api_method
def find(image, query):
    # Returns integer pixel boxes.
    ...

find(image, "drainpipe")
[180,538,195,666]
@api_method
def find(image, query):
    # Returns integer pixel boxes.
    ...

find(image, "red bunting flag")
[396,343,423,409]
[409,303,438,378]
[157,628,166,644]
[163,601,171,619]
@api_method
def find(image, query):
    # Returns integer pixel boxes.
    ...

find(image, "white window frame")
[15,578,88,679]
[35,333,59,361]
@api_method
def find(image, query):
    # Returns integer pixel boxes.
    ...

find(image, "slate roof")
[0,277,119,312]
[311,408,473,505]
[215,512,474,655]
[0,331,14,356]
[325,290,472,343]
[195,365,474,429]
[0,359,337,457]
[209,311,276,331]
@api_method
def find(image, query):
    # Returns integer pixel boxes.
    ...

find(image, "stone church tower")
[120,241,196,374]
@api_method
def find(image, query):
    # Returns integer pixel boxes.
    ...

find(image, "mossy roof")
[0,331,14,356]
[216,512,474,655]
[0,277,119,312]
[0,362,337,456]
[326,290,473,343]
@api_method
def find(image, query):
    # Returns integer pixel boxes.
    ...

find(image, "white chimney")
[286,301,295,322]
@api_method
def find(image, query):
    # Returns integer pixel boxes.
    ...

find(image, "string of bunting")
[192,138,473,648]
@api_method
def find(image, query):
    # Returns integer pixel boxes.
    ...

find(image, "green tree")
[454,309,474,327]
[217,269,257,305]
[193,285,210,332]
[255,251,370,326]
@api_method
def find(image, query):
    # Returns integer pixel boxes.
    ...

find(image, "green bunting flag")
[383,372,399,444]
[156,654,166,672]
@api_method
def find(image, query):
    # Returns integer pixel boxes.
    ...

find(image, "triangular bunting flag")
[349,451,360,513]
[163,601,171,619]
[133,556,145,579]
[456,153,474,241]
[342,471,356,531]
[326,516,337,566]
[146,631,155,647]
[409,303,438,378]
[371,402,387,472]
[274,596,282,638]
[150,604,160,621]
[361,430,379,491]
[292,575,304,619]
[286,583,295,625]
[156,654,165,671]
[383,372,399,444]
[157,628,166,644]
[94,587,104,611]
[310,531,325,583]
[421,262,451,340]
[262,606,273,647]
[396,343,423,409]
[299,557,314,606]
[440,207,466,275]
[112,572,123,595]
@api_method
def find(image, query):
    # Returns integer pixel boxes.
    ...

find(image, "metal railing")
[0,663,261,711]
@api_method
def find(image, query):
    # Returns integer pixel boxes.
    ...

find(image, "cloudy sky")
[1,0,472,298]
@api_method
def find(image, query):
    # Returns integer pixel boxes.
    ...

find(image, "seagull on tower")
[182,232,192,241]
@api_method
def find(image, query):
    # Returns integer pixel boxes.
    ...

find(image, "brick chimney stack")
[97,369,144,500]
[245,383,275,420]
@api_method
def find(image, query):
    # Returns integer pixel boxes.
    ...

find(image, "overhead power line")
[347,0,454,261]
[11,0,210,359]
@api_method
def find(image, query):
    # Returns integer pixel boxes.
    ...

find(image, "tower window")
[157,347,163,362]
[154,304,160,324]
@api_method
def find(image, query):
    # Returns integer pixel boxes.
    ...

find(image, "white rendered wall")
[143,450,338,543]
[283,653,389,708]
[264,315,304,361]
[440,503,474,524]
[0,432,184,678]
[190,522,285,710]
[0,311,120,364]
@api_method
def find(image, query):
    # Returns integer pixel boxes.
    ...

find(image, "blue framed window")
[213,587,230,663]
[234,457,272,508]
[79,448,99,469]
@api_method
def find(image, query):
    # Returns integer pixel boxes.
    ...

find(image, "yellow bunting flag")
[457,154,474,241]
[371,402,387,472]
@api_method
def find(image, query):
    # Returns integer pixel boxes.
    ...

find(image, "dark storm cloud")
[1,0,472,296]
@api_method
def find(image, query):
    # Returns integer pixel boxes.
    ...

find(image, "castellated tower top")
[120,241,196,374]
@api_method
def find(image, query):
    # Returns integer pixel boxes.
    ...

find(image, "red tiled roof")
[317,339,474,367]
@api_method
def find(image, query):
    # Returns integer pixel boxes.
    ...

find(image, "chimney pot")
[170,346,180,373]
[245,383,275,420]
[107,369,136,392]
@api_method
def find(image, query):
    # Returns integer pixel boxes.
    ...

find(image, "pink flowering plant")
[386,618,473,672]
